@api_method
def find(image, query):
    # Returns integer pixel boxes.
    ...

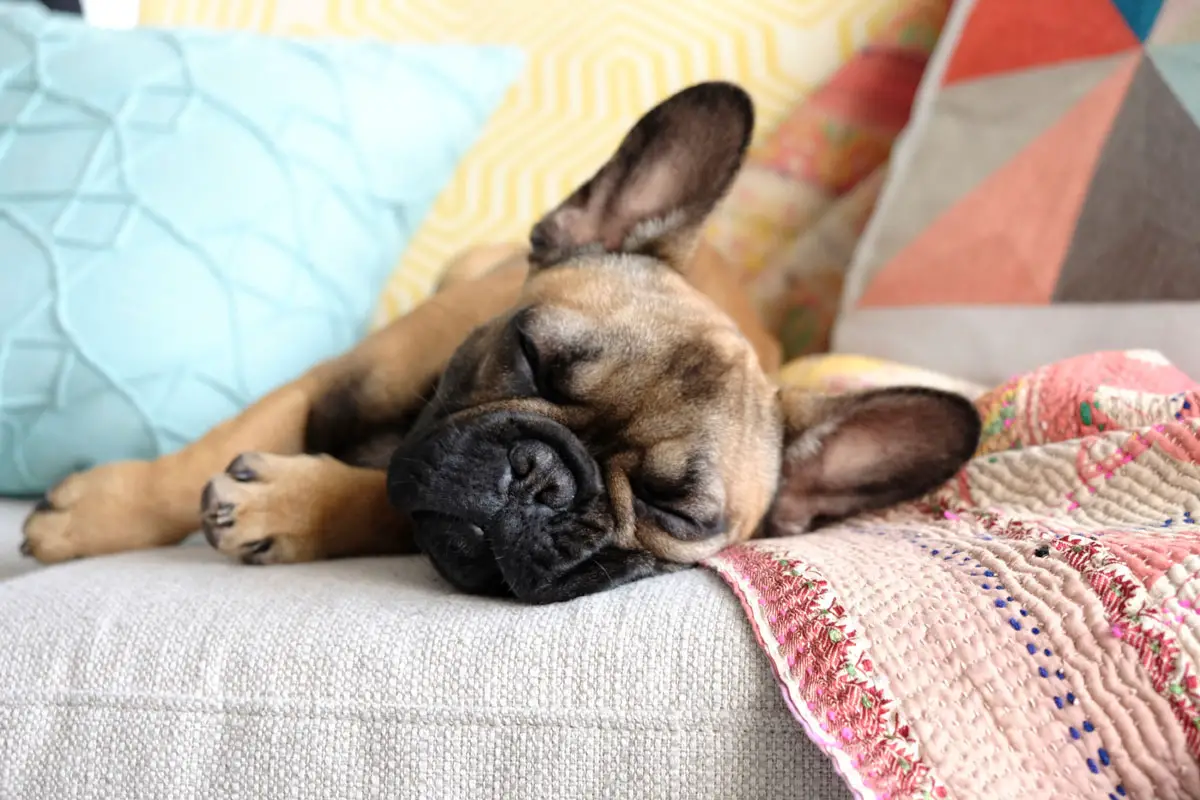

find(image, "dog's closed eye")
[512,323,568,404]
[632,472,726,541]
[513,315,603,406]
[634,495,726,541]
[515,325,544,388]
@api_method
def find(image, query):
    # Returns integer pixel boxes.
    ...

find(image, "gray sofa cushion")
[0,501,37,582]
[0,537,849,799]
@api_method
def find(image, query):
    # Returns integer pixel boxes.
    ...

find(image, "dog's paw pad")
[199,453,321,565]
[19,462,170,563]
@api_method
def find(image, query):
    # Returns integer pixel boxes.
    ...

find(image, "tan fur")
[21,242,777,564]
[681,240,781,374]
[22,82,976,586]
[505,255,783,562]
[23,375,319,562]
[201,453,407,563]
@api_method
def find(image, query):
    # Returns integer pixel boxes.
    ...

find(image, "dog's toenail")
[240,537,274,565]
[33,497,53,513]
[200,481,215,512]
[18,539,31,557]
[211,503,236,528]
[226,455,257,482]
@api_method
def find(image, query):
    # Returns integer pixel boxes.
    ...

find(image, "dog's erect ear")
[528,81,754,269]
[767,387,982,536]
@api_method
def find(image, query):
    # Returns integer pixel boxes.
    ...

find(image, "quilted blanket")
[707,350,1200,799]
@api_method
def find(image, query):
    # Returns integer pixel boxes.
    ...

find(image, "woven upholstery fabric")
[0,2,519,494]
[709,350,1200,799]
[138,0,912,326]
[835,0,1200,384]
[0,500,36,581]
[0,545,849,800]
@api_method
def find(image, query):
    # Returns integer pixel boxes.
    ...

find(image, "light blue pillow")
[0,2,523,495]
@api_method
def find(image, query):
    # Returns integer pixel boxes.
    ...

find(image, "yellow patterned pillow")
[141,0,909,325]
[779,354,988,398]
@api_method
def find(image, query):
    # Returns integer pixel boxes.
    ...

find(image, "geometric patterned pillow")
[833,0,1200,385]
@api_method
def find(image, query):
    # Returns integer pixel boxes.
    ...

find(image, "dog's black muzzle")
[388,410,674,603]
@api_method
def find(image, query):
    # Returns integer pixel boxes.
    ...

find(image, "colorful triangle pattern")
[1149,41,1200,125]
[943,0,1139,85]
[856,0,1200,310]
[1112,0,1164,41]
[860,57,1136,307]
[1147,0,1200,46]
[1054,56,1200,301]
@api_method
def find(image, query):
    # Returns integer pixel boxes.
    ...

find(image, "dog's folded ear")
[529,81,754,270]
[766,386,982,536]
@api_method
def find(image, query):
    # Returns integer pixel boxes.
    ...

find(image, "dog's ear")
[529,81,753,270]
[766,386,981,536]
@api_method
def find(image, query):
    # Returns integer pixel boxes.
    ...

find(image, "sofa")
[8,0,1200,797]
[0,0,907,794]
[0,497,850,798]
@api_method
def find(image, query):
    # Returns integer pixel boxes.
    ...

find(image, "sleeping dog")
[21,82,981,603]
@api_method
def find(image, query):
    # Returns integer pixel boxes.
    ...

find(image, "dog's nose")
[388,409,615,602]
[508,440,576,510]
[388,410,602,521]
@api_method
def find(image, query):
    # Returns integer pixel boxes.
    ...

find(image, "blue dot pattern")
[0,2,523,493]
[861,522,1125,797]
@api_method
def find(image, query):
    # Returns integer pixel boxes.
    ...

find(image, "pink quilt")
[707,350,1200,799]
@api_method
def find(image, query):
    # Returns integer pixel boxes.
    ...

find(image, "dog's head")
[388,83,981,603]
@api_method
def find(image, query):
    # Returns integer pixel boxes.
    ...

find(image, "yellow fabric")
[778,353,988,398]
[141,0,909,326]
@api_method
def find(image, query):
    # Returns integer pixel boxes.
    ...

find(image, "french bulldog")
[22,82,981,604]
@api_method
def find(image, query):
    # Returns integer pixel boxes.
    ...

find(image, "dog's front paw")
[21,461,178,563]
[200,453,328,565]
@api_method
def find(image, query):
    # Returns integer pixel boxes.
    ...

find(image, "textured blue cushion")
[0,2,522,495]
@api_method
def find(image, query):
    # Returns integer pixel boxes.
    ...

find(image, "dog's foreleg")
[198,451,409,564]
[22,261,527,564]
[20,374,324,563]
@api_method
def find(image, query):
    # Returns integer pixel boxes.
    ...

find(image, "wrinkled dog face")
[388,83,981,604]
